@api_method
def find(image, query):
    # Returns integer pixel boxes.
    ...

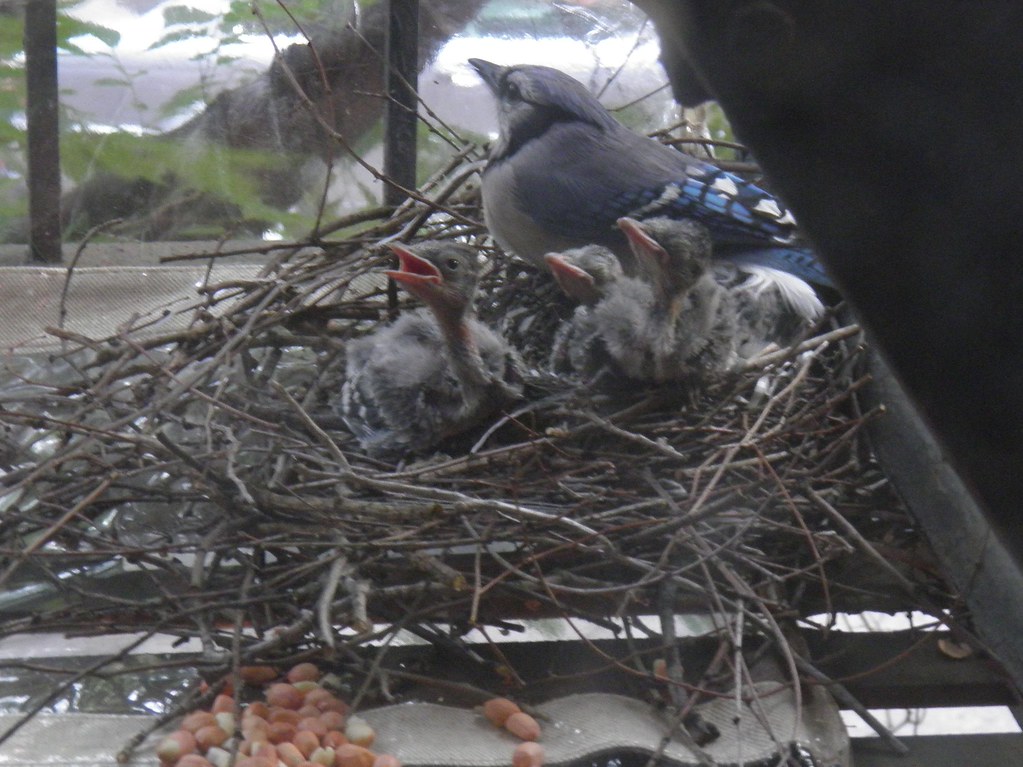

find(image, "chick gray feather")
[340,241,523,458]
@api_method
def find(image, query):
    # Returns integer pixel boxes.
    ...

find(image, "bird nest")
[0,160,951,750]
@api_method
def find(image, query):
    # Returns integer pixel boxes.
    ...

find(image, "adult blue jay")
[340,241,523,458]
[469,59,829,287]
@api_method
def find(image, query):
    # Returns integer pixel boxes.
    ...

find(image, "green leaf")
[93,77,132,88]
[0,193,29,225]
[157,83,205,119]
[0,67,25,106]
[57,40,89,56]
[0,17,25,59]
[59,130,312,223]
[148,28,208,51]
[56,15,120,49]
[0,119,24,144]
[222,0,338,35]
[163,5,218,25]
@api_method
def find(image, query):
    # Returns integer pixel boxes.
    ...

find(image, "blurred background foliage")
[0,0,725,245]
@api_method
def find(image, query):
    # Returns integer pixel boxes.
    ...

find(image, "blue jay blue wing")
[510,123,799,251]
[600,168,798,245]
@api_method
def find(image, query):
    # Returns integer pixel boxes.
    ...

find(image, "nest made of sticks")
[0,142,958,749]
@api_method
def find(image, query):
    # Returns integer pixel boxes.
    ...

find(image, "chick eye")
[445,258,460,270]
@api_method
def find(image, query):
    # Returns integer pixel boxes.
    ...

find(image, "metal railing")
[16,0,421,265]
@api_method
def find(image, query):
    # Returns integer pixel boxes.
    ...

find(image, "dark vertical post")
[24,0,63,263]
[383,0,419,207]
[383,0,419,312]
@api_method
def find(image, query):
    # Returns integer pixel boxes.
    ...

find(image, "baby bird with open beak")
[544,217,822,385]
[340,241,523,458]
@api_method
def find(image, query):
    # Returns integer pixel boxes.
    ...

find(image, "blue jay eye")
[505,82,522,101]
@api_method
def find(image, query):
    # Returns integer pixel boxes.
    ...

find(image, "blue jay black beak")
[468,58,503,90]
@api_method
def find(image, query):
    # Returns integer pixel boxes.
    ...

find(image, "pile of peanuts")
[481,698,544,767]
[155,664,545,767]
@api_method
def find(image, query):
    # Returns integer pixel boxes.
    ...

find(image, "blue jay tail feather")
[722,245,832,289]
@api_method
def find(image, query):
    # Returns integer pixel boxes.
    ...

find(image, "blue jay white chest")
[481,141,583,266]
